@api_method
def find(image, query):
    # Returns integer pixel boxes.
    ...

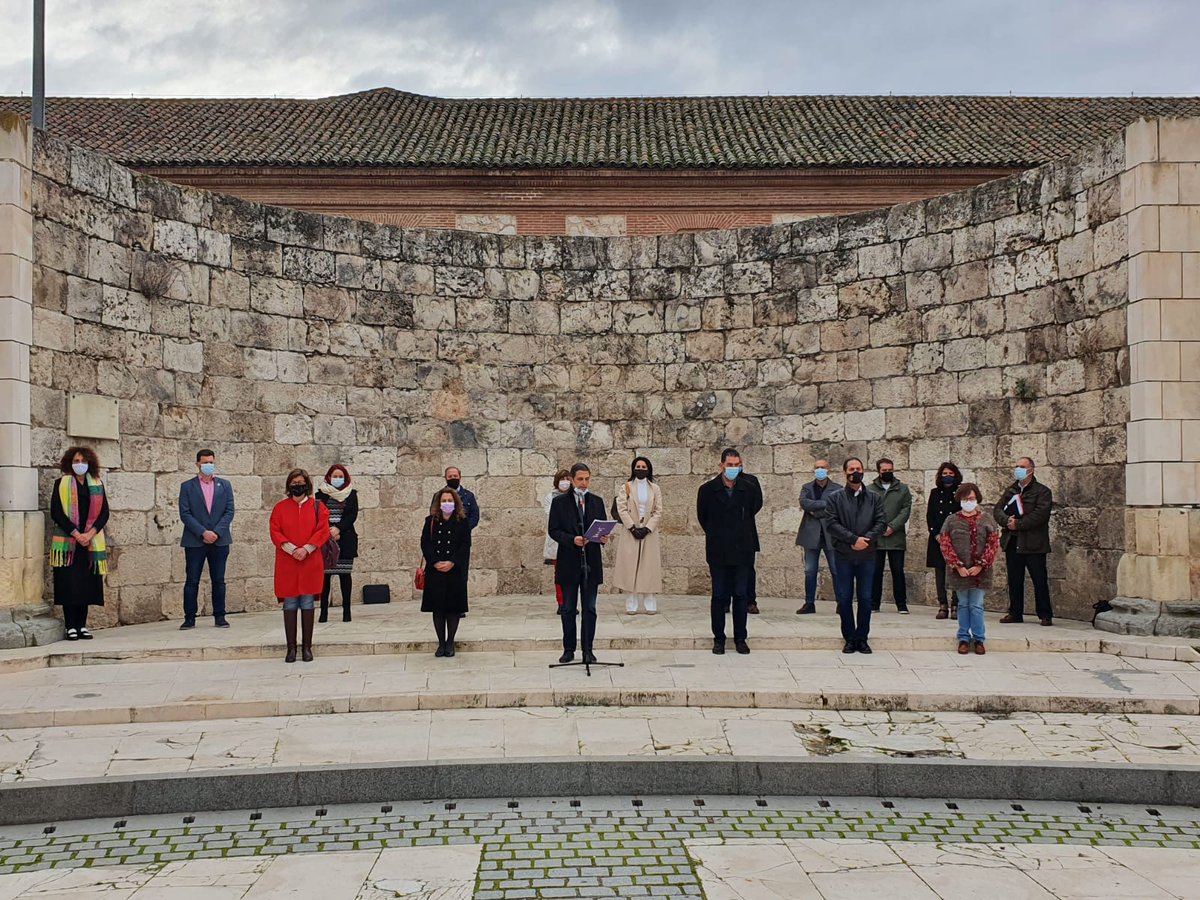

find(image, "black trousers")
[870,549,907,606]
[710,563,750,643]
[1005,547,1053,620]
[63,605,89,630]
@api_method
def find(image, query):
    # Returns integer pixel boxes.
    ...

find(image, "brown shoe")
[974,642,986,655]
[747,602,760,615]
[957,641,970,655]
[936,607,949,620]
[1040,618,1053,627]
[999,614,1022,624]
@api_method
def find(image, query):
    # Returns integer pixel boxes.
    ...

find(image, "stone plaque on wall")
[67,393,119,440]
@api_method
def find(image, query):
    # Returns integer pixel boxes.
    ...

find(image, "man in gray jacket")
[795,458,842,615]
[826,457,887,654]
[866,458,913,614]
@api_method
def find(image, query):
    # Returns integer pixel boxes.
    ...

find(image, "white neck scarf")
[317,479,353,502]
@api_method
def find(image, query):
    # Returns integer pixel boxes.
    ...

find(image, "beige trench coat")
[613,479,663,594]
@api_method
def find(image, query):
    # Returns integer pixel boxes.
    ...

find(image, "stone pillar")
[1098,117,1200,635]
[0,113,47,644]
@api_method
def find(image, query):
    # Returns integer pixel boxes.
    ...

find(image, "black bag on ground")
[363,584,391,605]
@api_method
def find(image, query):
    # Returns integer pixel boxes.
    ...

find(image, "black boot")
[301,608,315,662]
[318,576,330,623]
[341,574,352,622]
[283,610,298,663]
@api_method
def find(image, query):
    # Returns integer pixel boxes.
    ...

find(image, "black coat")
[826,485,887,560]
[420,513,471,614]
[695,474,763,566]
[925,486,960,568]
[317,490,359,559]
[548,491,607,585]
[993,478,1053,554]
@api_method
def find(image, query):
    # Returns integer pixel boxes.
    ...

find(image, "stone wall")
[20,126,1135,628]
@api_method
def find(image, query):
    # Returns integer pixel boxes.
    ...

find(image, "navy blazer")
[457,486,481,530]
[179,476,235,547]
[548,490,607,585]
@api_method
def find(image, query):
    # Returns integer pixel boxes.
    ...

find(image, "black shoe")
[302,646,314,662]
[318,612,328,623]
[342,613,351,623]
[445,641,456,658]
[735,640,750,655]
[796,605,816,615]
[558,651,574,664]
[214,617,229,628]
[747,602,759,615]
[65,628,80,641]
[179,618,196,630]
[435,643,446,658]
[842,641,857,654]
[583,650,596,664]
[285,646,297,663]
[896,604,909,615]
[857,641,873,654]
[459,612,467,618]
[712,641,725,655]
[871,603,881,612]
[78,627,93,640]
[556,607,563,615]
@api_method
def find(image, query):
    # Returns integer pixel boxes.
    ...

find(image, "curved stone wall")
[25,129,1129,625]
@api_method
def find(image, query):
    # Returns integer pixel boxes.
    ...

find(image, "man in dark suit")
[548,462,610,664]
[179,448,235,629]
[696,448,763,655]
[446,465,479,618]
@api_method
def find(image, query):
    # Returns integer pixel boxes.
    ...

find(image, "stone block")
[1132,340,1181,382]
[1126,461,1163,506]
[1125,118,1159,166]
[1160,207,1200,253]
[1159,119,1200,162]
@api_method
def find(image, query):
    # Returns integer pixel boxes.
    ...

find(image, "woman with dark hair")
[420,487,472,657]
[926,461,963,619]
[613,456,663,615]
[50,446,109,640]
[269,469,330,663]
[543,468,572,613]
[316,463,359,623]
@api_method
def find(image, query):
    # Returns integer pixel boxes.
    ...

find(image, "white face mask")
[961,500,978,513]
[558,480,571,492]
[72,462,89,476]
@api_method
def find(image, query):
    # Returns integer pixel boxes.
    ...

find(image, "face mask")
[880,471,895,483]
[558,480,571,492]
[446,478,461,489]
[940,475,955,487]
[724,466,741,480]
[634,470,648,480]
[330,477,345,489]
[847,471,864,485]
[961,500,979,513]
[289,484,307,497]
[200,463,216,477]
[72,462,89,476]
[440,501,456,515]
[814,468,828,481]
[1014,467,1029,482]
[574,486,589,497]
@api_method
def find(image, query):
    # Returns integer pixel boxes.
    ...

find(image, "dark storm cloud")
[0,0,1196,99]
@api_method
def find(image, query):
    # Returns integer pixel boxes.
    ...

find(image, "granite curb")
[3,756,1199,827]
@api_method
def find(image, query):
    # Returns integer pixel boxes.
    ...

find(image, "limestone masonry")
[2,114,1199,638]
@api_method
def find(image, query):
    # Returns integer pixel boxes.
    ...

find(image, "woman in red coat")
[269,468,330,663]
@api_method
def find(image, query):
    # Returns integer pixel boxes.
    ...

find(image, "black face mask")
[446,478,461,489]
[289,484,307,497]
[847,472,864,485]
[880,471,895,483]
[941,476,956,487]
[633,470,649,480]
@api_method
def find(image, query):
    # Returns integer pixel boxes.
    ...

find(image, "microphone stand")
[549,505,624,677]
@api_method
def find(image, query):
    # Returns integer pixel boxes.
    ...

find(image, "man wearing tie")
[179,449,235,629]
[548,463,610,664]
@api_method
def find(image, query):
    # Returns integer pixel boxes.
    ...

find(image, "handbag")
[414,517,434,591]
[313,500,340,569]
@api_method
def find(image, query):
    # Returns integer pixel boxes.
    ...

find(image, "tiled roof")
[3,89,1200,170]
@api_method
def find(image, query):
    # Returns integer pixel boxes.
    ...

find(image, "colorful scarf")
[50,474,108,573]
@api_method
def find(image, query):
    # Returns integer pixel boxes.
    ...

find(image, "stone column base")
[0,605,60,648]
[1094,596,1200,637]
[0,510,47,646]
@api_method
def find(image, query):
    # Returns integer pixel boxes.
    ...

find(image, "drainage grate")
[42,826,55,835]
[445,802,457,811]
[881,801,895,809]
[818,800,830,808]
[315,809,327,817]
[693,799,706,807]
[632,799,644,808]
[506,801,519,809]
[380,805,393,814]
[113,820,126,829]
[249,813,262,821]
[755,799,768,807]
[1010,804,1024,812]
[182,816,195,824]
[945,803,958,811]
[569,800,581,808]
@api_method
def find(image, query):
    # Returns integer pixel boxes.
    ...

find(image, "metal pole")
[32,0,46,129]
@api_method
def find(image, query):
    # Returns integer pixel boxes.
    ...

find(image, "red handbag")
[414,518,433,591]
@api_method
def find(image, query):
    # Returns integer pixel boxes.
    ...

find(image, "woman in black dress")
[316,463,359,623]
[420,488,471,658]
[49,446,110,641]
[926,461,963,620]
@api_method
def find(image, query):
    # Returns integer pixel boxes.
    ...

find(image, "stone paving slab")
[3,645,1200,728]
[2,798,1200,898]
[3,597,1197,675]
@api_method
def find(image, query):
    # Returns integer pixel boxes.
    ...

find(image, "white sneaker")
[626,596,639,615]
[644,596,658,615]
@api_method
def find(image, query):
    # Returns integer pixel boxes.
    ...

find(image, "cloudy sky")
[1,0,1197,99]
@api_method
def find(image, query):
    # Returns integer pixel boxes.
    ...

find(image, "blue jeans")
[834,556,876,644]
[282,594,315,611]
[183,543,229,619]
[560,581,599,653]
[803,545,837,606]
[710,563,751,643]
[956,588,986,643]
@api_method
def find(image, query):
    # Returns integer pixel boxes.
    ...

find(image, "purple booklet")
[583,520,619,542]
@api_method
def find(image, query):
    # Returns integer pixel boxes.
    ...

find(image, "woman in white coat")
[614,456,664,614]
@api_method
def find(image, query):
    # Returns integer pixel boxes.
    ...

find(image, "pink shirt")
[199,477,215,514]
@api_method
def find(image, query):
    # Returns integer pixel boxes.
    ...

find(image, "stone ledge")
[3,756,1200,826]
[1097,596,1200,638]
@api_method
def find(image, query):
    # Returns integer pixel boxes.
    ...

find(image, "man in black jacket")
[548,463,610,663]
[995,456,1054,626]
[696,448,763,655]
[826,457,887,654]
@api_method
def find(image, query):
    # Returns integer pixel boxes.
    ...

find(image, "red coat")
[269,497,330,599]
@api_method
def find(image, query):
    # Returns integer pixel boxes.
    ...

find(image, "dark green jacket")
[866,477,912,550]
